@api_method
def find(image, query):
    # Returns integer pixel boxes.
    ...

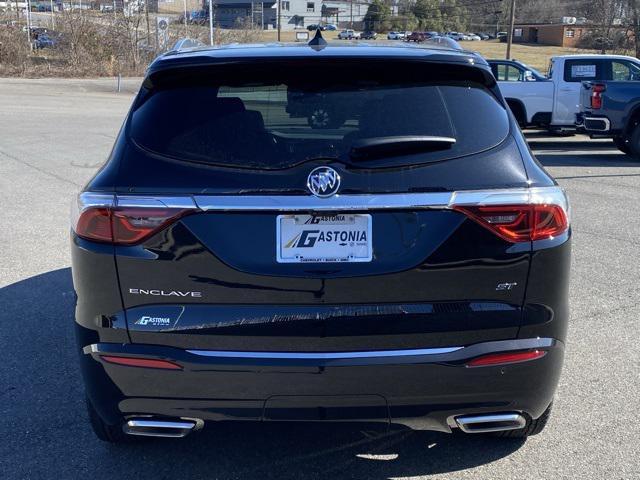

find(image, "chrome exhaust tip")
[455,413,526,434]
[123,418,203,438]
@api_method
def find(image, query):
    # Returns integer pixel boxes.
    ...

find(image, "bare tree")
[582,0,626,53]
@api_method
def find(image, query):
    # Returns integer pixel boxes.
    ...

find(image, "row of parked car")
[388,31,504,41]
[488,54,640,158]
[332,29,504,42]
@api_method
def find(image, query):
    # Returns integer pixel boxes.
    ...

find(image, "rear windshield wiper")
[349,136,456,160]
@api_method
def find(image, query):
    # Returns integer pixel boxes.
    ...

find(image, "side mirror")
[524,71,536,82]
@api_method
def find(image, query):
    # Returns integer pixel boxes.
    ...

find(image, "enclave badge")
[307,166,341,198]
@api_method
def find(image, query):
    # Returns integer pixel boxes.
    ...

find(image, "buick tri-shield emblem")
[307,167,341,198]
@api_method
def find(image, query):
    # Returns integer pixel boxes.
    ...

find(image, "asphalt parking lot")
[1,77,639,479]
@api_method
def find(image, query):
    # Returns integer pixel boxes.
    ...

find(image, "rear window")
[130,60,509,169]
[564,59,601,82]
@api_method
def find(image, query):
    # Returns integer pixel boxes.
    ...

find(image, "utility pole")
[25,0,32,50]
[349,0,352,29]
[50,0,55,29]
[277,0,281,41]
[183,0,188,37]
[208,0,214,45]
[506,0,516,60]
[144,0,151,49]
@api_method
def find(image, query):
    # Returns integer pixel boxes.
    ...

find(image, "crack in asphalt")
[0,148,83,188]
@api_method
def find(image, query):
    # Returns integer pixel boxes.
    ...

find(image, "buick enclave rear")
[71,43,570,442]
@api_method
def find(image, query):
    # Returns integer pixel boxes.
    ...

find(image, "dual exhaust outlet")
[455,413,526,434]
[122,413,526,438]
[123,418,203,438]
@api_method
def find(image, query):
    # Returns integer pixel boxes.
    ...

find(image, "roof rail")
[425,36,463,50]
[171,38,207,52]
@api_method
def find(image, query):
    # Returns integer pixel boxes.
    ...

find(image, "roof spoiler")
[424,36,463,50]
[169,38,207,52]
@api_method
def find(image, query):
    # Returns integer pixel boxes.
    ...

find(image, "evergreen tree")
[363,0,392,31]
[413,0,443,31]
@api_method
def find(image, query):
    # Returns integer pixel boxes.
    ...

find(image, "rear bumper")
[81,337,564,432]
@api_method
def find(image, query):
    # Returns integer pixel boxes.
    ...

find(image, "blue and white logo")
[307,166,341,198]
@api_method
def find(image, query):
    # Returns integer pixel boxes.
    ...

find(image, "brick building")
[511,23,590,47]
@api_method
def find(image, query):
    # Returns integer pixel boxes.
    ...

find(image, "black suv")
[71,42,570,442]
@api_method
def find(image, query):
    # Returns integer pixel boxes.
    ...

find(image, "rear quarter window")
[564,59,601,82]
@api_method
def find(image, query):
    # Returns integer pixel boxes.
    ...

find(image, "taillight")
[111,207,190,244]
[466,350,546,367]
[451,187,570,243]
[591,83,606,109]
[453,204,568,242]
[71,193,194,245]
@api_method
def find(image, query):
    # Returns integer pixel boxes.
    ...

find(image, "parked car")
[489,55,633,132]
[33,33,56,49]
[497,31,508,39]
[72,41,570,443]
[387,31,405,40]
[337,29,360,40]
[307,24,324,31]
[446,32,464,41]
[406,31,432,42]
[361,30,377,40]
[577,55,640,157]
[324,24,337,31]
[475,33,489,40]
[488,59,551,127]
[188,9,208,25]
[468,34,481,41]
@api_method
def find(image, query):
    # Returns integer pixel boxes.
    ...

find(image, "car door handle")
[559,88,572,92]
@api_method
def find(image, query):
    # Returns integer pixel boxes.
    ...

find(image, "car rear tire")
[86,397,130,443]
[627,124,640,159]
[492,403,553,438]
[613,135,631,155]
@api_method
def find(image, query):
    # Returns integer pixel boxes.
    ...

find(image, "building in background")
[211,0,371,30]
[510,23,590,47]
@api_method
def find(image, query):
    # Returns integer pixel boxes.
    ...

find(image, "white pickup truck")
[488,55,635,131]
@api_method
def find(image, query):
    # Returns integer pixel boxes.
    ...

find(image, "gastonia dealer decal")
[134,316,172,326]
[285,215,368,249]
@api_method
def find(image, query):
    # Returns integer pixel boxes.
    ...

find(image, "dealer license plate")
[276,214,372,263]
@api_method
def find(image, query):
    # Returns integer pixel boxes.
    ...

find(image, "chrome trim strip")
[195,192,453,211]
[185,346,463,359]
[192,186,567,212]
[82,337,564,365]
[116,195,197,209]
[81,186,568,214]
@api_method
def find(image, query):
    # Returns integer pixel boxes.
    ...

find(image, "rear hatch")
[112,56,532,351]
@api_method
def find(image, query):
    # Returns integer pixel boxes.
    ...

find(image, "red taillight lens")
[72,194,193,245]
[111,207,189,244]
[466,350,546,367]
[75,207,112,243]
[100,355,182,370]
[591,84,605,109]
[453,204,568,242]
